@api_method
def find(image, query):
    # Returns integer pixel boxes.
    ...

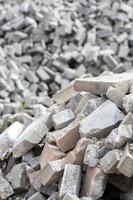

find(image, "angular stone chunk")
[121,112,133,125]
[52,108,75,130]
[103,54,118,70]
[2,121,24,141]
[117,143,133,177]
[36,67,50,82]
[123,94,133,113]
[10,162,28,190]
[106,86,125,108]
[80,100,124,138]
[59,164,81,198]
[100,149,122,174]
[53,83,77,104]
[67,92,85,112]
[74,72,133,95]
[74,93,97,115]
[28,192,45,200]
[0,173,14,199]
[81,167,108,199]
[56,117,82,152]
[66,138,91,165]
[63,193,80,200]
[84,144,99,167]
[0,122,24,160]
[0,135,12,161]
[39,143,65,169]
[13,116,49,158]
[40,159,65,186]
[80,97,106,117]
[105,125,133,149]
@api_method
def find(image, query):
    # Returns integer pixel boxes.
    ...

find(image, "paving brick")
[40,159,65,186]
[74,72,133,95]
[117,143,133,177]
[39,143,65,169]
[66,138,91,165]
[59,164,81,198]
[100,149,122,174]
[80,100,124,138]
[52,108,75,130]
[81,166,108,199]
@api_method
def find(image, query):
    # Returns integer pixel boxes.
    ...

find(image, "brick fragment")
[59,164,81,198]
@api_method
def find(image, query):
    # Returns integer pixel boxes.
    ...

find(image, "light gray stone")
[100,149,122,174]
[52,108,75,130]
[123,94,133,112]
[10,162,29,190]
[40,159,65,186]
[13,116,49,158]
[28,192,45,200]
[59,164,81,198]
[81,166,108,200]
[0,174,13,199]
[80,100,124,138]
[106,86,125,108]
[74,72,133,95]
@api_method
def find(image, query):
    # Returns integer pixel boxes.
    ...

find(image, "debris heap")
[0,72,133,199]
[0,0,133,104]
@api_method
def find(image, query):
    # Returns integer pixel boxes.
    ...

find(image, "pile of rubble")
[1,0,133,199]
[0,0,133,103]
[0,72,133,199]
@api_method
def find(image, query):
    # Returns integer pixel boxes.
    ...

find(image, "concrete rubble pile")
[0,0,133,199]
[0,0,133,105]
[0,72,132,199]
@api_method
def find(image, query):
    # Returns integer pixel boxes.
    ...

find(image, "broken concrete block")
[105,124,133,149]
[123,94,133,113]
[66,138,92,165]
[84,143,99,167]
[0,121,24,160]
[74,72,133,95]
[121,112,133,125]
[103,54,118,70]
[117,143,133,177]
[0,135,12,161]
[106,86,125,108]
[100,149,122,174]
[22,151,34,163]
[13,116,49,158]
[39,143,65,169]
[74,93,97,115]
[53,83,77,104]
[80,100,124,138]
[81,166,108,199]
[36,67,50,82]
[66,93,85,112]
[40,159,65,186]
[3,121,24,141]
[55,117,82,152]
[33,104,47,118]
[0,173,14,199]
[28,192,45,200]
[80,97,106,117]
[63,193,80,200]
[59,164,81,198]
[29,156,40,170]
[10,162,29,190]
[52,108,75,130]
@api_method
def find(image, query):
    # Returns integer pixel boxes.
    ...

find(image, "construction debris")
[0,0,133,198]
